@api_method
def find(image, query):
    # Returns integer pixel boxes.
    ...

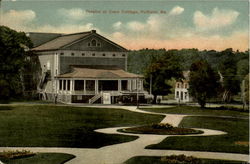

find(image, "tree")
[144,51,183,104]
[0,26,33,101]
[189,60,220,108]
[218,49,240,102]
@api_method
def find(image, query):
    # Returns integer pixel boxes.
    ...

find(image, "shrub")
[0,150,35,159]
[152,123,174,129]
[161,154,201,164]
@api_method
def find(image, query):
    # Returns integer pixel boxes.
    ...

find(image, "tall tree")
[144,51,183,103]
[0,26,33,101]
[218,49,240,102]
[189,60,220,108]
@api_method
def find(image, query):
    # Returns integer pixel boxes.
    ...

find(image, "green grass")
[146,116,249,154]
[141,106,249,117]
[0,153,75,164]
[125,156,248,164]
[0,105,164,148]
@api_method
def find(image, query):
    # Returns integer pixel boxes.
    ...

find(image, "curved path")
[0,105,249,163]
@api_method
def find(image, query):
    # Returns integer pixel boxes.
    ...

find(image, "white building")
[175,71,191,103]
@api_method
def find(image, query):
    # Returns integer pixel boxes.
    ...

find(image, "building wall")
[63,34,126,52]
[38,52,55,93]
[175,81,190,102]
[59,51,127,74]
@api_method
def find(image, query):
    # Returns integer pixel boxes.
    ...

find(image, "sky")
[1,0,249,51]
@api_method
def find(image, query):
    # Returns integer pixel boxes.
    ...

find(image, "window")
[176,91,179,98]
[177,83,180,88]
[185,92,188,100]
[82,53,85,56]
[97,43,101,47]
[88,43,90,47]
[86,80,95,91]
[67,80,70,90]
[91,39,97,46]
[75,80,84,91]
[121,80,128,91]
[59,80,62,90]
[102,53,106,56]
[113,54,116,57]
[122,54,126,57]
[71,53,74,56]
[63,80,66,90]
[60,52,64,55]
[92,53,95,56]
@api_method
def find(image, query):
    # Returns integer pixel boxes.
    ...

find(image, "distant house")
[175,71,191,103]
[28,30,148,104]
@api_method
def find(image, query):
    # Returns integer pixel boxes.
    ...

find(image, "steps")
[89,94,102,104]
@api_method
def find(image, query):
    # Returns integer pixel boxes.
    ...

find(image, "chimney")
[91,30,96,33]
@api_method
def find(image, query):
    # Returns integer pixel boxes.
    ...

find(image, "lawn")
[0,153,75,164]
[125,156,248,164]
[0,105,164,148]
[141,106,249,117]
[146,116,249,154]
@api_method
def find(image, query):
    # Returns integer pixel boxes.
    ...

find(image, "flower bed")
[161,154,201,164]
[0,150,35,159]
[119,123,203,135]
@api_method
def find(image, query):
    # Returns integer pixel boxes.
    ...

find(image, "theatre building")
[29,30,147,104]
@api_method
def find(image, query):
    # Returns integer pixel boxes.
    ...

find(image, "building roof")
[27,32,62,47]
[32,32,91,51]
[31,30,127,52]
[57,67,143,79]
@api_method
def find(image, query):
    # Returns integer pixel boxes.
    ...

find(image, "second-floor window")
[91,39,97,46]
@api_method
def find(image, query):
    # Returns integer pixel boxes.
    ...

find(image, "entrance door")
[103,93,111,104]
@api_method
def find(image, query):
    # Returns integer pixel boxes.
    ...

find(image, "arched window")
[91,39,97,46]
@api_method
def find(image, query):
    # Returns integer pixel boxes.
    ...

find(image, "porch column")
[65,80,68,91]
[70,80,73,91]
[128,80,132,91]
[95,80,99,94]
[118,80,121,91]
[62,79,64,91]
[84,80,86,94]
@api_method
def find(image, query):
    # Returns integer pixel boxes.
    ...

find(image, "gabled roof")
[31,30,127,52]
[32,31,91,51]
[57,66,143,79]
[27,32,62,47]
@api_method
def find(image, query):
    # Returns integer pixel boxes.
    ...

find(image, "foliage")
[144,51,183,103]
[0,26,33,100]
[125,156,246,164]
[161,154,201,164]
[128,49,165,74]
[152,123,174,129]
[189,60,220,108]
[120,124,202,135]
[0,150,35,159]
[0,153,75,164]
[243,74,249,105]
[128,48,248,103]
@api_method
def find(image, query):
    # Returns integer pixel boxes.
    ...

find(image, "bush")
[0,150,35,159]
[152,123,173,129]
[161,154,201,164]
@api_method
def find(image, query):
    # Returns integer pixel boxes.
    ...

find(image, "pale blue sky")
[1,0,249,51]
